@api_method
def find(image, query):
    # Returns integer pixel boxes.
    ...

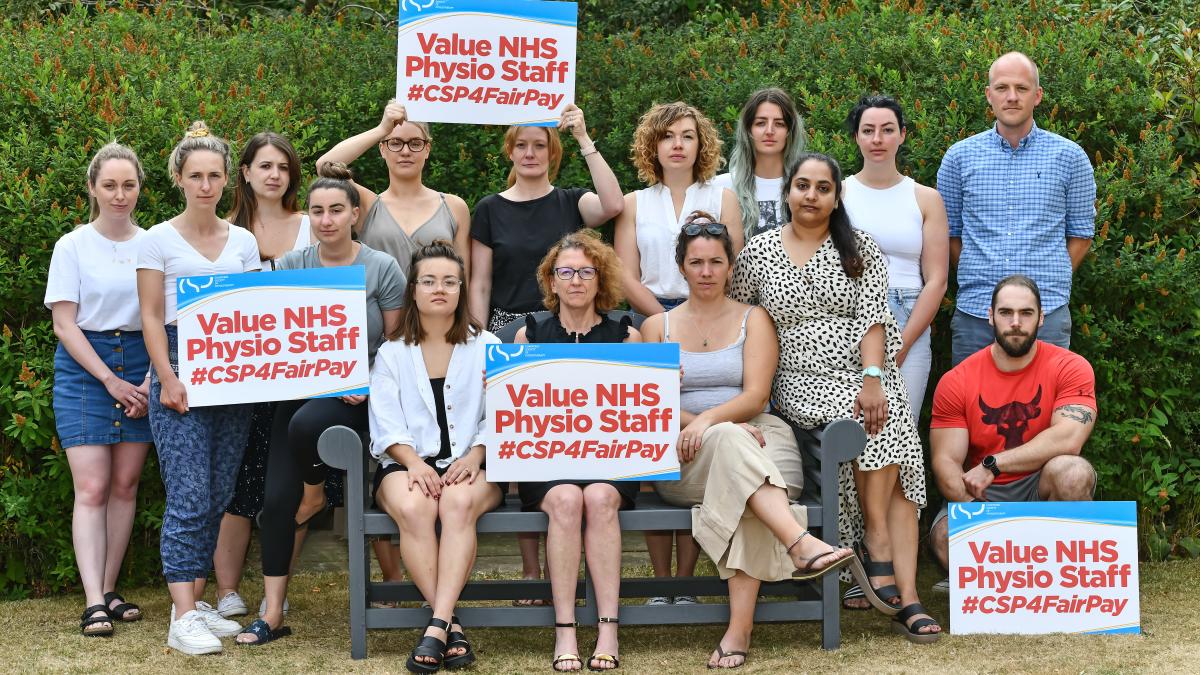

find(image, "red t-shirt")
[930,341,1096,484]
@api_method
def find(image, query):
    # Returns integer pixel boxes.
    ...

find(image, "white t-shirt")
[137,221,262,324]
[713,172,784,238]
[44,224,147,332]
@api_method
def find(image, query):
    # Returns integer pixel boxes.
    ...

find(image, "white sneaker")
[646,596,672,606]
[258,597,289,618]
[216,591,248,618]
[167,610,222,655]
[932,578,950,594]
[673,595,698,605]
[175,601,242,638]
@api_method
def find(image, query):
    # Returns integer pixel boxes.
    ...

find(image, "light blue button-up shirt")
[937,121,1096,317]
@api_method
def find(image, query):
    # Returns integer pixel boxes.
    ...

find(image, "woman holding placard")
[614,100,742,604]
[212,131,312,621]
[46,142,153,637]
[730,153,940,643]
[241,163,405,645]
[513,231,640,673]
[642,210,855,667]
[467,105,624,333]
[317,100,470,280]
[137,121,261,655]
[369,242,504,673]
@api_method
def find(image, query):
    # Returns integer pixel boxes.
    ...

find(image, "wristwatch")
[982,455,1001,477]
[862,365,882,379]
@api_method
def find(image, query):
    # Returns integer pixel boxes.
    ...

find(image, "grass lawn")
[4,559,1196,674]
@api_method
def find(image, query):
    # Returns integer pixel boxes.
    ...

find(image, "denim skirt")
[53,329,153,448]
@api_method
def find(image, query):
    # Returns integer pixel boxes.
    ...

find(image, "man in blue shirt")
[937,51,1096,366]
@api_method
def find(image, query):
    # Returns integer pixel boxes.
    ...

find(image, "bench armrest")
[799,418,867,464]
[318,425,366,473]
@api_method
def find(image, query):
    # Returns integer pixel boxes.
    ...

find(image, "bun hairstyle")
[308,161,360,207]
[391,240,480,345]
[229,131,301,230]
[167,121,231,181]
[86,142,145,220]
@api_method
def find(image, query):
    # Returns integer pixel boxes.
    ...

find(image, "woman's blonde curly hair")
[536,230,625,314]
[630,101,723,185]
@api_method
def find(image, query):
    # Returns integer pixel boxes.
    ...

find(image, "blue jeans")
[951,304,1071,367]
[888,288,932,425]
[150,326,253,583]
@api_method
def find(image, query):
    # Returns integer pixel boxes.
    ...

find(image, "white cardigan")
[368,330,499,468]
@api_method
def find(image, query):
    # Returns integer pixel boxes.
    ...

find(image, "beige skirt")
[654,413,806,581]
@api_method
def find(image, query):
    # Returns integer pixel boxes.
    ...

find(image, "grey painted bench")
[317,418,866,659]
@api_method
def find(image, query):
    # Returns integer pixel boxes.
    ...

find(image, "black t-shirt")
[470,187,589,313]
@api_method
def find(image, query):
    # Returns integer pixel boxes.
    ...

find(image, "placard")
[485,342,680,482]
[948,501,1140,635]
[395,0,577,126]
[176,267,369,407]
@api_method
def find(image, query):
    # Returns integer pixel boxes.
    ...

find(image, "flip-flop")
[707,643,748,669]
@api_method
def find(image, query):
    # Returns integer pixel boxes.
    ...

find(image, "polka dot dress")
[731,227,927,553]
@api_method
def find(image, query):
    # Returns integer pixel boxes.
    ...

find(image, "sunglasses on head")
[682,220,727,236]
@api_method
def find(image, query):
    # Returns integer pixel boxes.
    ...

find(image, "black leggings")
[260,397,368,577]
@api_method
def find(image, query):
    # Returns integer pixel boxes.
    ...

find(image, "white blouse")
[634,181,724,300]
[368,330,500,467]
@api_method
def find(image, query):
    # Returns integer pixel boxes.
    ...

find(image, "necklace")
[688,305,723,348]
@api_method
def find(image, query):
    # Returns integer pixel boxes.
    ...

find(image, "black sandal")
[80,604,113,637]
[891,602,942,644]
[552,621,581,672]
[587,616,620,671]
[406,617,449,673]
[787,531,854,581]
[103,591,141,622]
[443,615,475,670]
[845,541,902,615]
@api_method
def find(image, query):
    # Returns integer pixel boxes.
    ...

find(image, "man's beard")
[994,323,1039,358]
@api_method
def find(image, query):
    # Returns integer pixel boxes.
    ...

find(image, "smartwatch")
[862,365,882,379]
[982,455,1001,477]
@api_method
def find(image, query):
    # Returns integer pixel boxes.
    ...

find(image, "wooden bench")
[317,417,866,659]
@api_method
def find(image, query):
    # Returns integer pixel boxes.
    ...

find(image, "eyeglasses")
[381,138,428,153]
[682,221,727,236]
[415,276,461,292]
[553,266,598,281]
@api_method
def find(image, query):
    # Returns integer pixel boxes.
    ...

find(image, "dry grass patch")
[2,560,1196,674]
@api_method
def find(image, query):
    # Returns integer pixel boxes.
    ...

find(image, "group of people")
[46,49,1101,670]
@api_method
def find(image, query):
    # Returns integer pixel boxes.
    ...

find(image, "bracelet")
[580,145,599,158]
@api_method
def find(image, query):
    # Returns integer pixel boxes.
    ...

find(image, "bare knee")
[74,476,110,508]
[1042,456,1096,500]
[380,487,436,531]
[542,486,583,525]
[437,486,477,524]
[930,516,949,567]
[582,484,621,520]
[109,474,140,502]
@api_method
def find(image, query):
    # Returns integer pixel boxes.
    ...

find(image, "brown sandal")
[707,644,748,669]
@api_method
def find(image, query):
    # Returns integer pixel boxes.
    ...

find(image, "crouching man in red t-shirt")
[928,275,1097,588]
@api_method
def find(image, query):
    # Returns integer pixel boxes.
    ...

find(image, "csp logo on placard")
[401,0,436,11]
[488,345,524,362]
[950,503,986,520]
[177,276,215,296]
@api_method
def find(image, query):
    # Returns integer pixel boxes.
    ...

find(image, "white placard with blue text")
[486,342,680,482]
[176,267,369,407]
[396,0,577,126]
[949,500,1140,635]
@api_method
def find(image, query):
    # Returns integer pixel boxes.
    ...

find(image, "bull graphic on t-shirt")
[978,385,1043,448]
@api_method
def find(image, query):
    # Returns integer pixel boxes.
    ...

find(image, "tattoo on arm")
[1056,404,1095,425]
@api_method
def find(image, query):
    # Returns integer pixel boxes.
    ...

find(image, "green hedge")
[2,1,1197,598]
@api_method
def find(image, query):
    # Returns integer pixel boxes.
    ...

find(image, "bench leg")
[821,568,840,649]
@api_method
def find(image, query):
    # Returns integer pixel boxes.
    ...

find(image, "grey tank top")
[666,307,764,413]
[359,193,456,279]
